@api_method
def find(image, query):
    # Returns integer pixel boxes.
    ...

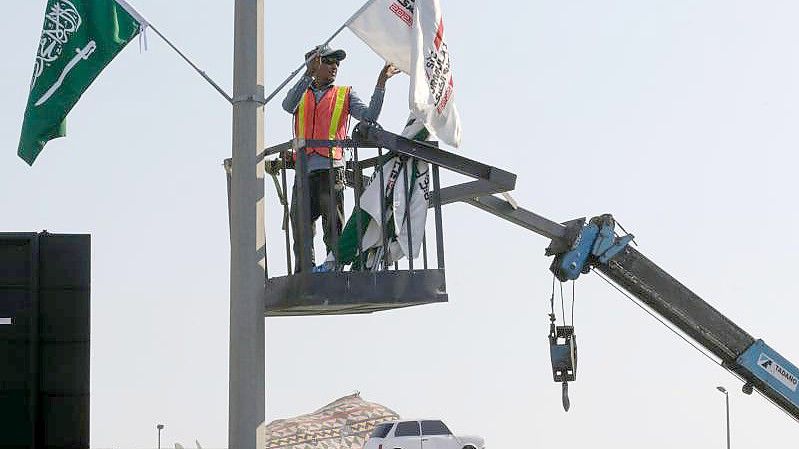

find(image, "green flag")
[338,115,432,269]
[18,0,145,165]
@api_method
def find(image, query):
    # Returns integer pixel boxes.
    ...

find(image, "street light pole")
[229,1,266,449]
[716,386,730,449]
[156,424,164,449]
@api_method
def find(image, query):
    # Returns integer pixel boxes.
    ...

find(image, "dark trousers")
[290,169,345,272]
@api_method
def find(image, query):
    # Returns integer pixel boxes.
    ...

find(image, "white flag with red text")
[347,0,461,147]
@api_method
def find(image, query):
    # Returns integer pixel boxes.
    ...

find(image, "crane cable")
[559,279,566,325]
[551,276,577,327]
[592,268,799,424]
[549,276,556,320]
[591,268,720,367]
[571,280,576,326]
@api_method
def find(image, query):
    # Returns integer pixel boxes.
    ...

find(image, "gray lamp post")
[716,386,730,449]
[157,424,164,449]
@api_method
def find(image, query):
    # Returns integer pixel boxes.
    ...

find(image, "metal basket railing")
[224,122,516,315]
[263,124,446,276]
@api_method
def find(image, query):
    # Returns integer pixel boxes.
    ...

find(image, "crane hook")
[549,323,577,412]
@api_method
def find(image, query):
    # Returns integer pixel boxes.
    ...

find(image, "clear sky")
[3,1,799,448]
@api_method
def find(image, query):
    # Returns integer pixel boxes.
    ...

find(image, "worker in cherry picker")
[282,44,400,273]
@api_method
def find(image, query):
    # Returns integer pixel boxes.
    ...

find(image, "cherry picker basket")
[235,122,515,316]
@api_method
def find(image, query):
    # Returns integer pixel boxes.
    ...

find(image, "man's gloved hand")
[265,159,279,175]
[265,158,287,175]
[265,154,295,175]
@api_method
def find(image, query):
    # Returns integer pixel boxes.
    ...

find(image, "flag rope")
[147,23,233,103]
[262,0,380,106]
[262,24,347,106]
[114,0,233,103]
[121,0,387,106]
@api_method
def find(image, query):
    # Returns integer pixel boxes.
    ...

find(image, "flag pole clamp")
[232,94,266,105]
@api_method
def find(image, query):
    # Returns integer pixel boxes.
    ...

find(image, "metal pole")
[716,386,730,449]
[157,424,164,449]
[262,0,379,105]
[230,1,265,449]
[432,165,445,270]
[403,162,414,271]
[725,392,731,449]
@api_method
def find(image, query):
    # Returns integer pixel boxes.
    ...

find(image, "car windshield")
[421,420,452,436]
[370,423,394,438]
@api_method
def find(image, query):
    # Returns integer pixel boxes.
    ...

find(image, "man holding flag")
[282,45,400,272]
[334,0,461,269]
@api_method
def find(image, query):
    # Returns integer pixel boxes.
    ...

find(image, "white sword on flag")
[35,40,97,106]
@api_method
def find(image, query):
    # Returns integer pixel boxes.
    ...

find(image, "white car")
[363,419,485,449]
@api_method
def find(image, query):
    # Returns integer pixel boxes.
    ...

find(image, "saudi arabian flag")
[18,0,146,165]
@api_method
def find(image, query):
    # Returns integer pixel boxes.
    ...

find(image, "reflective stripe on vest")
[296,91,308,137]
[294,86,351,160]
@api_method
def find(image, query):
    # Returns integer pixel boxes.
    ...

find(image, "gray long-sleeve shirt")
[283,75,385,171]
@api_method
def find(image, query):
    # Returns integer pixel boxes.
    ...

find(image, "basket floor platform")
[265,269,448,316]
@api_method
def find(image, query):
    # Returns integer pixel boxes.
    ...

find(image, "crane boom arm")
[461,190,799,420]
[353,123,799,420]
[597,245,799,419]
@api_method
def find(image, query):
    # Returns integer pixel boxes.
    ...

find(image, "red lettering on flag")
[434,18,445,50]
[390,3,413,26]
[437,77,454,114]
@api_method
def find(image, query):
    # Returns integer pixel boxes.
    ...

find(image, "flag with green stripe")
[338,114,431,269]
[18,0,146,165]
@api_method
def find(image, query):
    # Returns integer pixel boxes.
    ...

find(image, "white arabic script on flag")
[34,0,83,88]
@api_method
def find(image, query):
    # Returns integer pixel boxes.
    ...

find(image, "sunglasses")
[320,57,340,66]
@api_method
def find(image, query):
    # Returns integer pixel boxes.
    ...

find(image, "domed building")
[260,393,399,449]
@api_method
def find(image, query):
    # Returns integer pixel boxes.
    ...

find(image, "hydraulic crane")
[545,213,799,417]
[351,122,799,420]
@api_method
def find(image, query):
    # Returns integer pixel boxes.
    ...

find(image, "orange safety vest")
[294,85,351,160]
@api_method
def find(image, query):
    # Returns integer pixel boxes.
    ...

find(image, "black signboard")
[0,233,90,449]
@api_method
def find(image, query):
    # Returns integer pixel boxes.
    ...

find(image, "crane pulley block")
[550,214,634,281]
[549,321,577,412]
[549,323,577,383]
